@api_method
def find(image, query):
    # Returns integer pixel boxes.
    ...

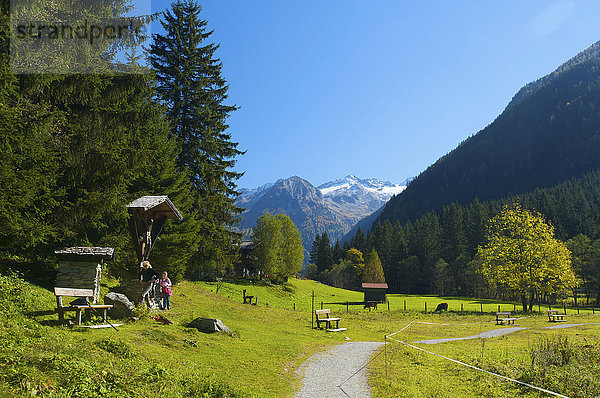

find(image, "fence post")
[388,301,390,311]
[404,300,406,312]
[497,304,500,312]
[311,291,314,329]
[461,303,463,312]
[321,301,323,310]
[425,302,427,313]
[480,303,483,313]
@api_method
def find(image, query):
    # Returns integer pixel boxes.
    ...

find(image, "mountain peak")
[317,175,407,199]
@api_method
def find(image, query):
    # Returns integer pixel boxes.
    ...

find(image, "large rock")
[188,317,231,333]
[104,292,135,319]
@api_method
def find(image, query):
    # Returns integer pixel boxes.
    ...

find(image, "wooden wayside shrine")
[126,196,183,263]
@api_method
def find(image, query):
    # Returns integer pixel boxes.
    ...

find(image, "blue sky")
[146,1,600,189]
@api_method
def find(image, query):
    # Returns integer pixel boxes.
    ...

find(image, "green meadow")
[2,274,599,397]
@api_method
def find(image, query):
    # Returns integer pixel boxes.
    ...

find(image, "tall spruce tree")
[150,0,244,277]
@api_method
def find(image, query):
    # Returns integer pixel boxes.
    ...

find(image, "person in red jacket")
[159,271,172,310]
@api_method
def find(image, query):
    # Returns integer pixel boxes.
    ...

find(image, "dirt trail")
[296,341,383,398]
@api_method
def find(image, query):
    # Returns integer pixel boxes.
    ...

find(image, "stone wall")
[55,260,102,303]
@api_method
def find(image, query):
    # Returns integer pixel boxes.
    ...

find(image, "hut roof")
[126,195,183,220]
[361,283,388,290]
[55,247,115,261]
[239,241,256,250]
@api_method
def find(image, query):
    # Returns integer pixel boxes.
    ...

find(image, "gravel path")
[412,327,528,344]
[296,341,384,398]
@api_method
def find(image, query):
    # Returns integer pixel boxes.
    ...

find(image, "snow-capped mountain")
[318,174,406,201]
[235,175,408,255]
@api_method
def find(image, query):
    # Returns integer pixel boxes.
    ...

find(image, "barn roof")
[361,283,388,289]
[55,247,115,260]
[126,195,183,220]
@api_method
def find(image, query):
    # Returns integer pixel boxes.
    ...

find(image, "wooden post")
[497,304,500,312]
[424,302,427,313]
[311,291,314,329]
[404,300,406,312]
[480,303,483,313]
[388,301,390,311]
[320,301,323,310]
[385,335,387,379]
[461,303,463,312]
[593,306,595,315]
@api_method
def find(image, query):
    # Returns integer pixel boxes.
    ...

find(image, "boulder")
[104,292,135,319]
[188,317,231,333]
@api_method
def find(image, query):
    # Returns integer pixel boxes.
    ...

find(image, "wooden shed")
[362,282,388,302]
[55,247,114,303]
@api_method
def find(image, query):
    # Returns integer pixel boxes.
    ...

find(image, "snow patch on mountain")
[317,174,406,199]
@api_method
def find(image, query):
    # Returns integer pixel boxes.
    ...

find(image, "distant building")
[236,241,258,277]
[362,282,388,302]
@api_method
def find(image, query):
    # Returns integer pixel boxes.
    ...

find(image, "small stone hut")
[362,282,388,302]
[55,247,114,303]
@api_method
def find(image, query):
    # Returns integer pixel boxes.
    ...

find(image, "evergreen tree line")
[320,169,600,303]
[0,0,242,283]
[309,233,386,290]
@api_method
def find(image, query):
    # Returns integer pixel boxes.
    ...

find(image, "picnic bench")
[495,311,517,325]
[364,301,378,310]
[315,309,346,332]
[547,310,567,322]
[54,287,113,325]
[242,289,257,305]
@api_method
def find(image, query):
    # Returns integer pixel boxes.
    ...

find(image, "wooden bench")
[242,289,256,305]
[495,311,517,325]
[54,287,113,325]
[547,310,566,322]
[364,301,378,310]
[315,309,346,332]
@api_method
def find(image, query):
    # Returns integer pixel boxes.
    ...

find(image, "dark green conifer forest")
[0,0,243,283]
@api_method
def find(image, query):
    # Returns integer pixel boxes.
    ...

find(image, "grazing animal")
[434,302,448,312]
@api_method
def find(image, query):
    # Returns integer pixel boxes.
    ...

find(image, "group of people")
[138,260,172,310]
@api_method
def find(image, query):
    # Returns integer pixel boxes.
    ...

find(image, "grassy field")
[2,273,600,397]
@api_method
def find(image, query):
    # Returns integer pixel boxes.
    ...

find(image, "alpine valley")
[235,175,407,251]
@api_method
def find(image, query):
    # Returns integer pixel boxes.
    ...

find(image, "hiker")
[159,271,172,310]
[138,260,159,307]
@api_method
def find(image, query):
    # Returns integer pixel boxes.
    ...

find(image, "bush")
[529,336,575,367]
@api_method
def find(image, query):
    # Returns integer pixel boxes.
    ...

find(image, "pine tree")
[310,234,321,265]
[363,249,386,283]
[332,240,344,265]
[317,232,333,273]
[150,0,244,277]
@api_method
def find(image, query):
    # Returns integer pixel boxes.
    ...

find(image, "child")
[159,271,172,310]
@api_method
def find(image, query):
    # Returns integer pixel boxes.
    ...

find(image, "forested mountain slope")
[377,42,600,226]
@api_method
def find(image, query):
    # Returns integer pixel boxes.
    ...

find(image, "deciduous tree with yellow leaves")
[476,204,576,311]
